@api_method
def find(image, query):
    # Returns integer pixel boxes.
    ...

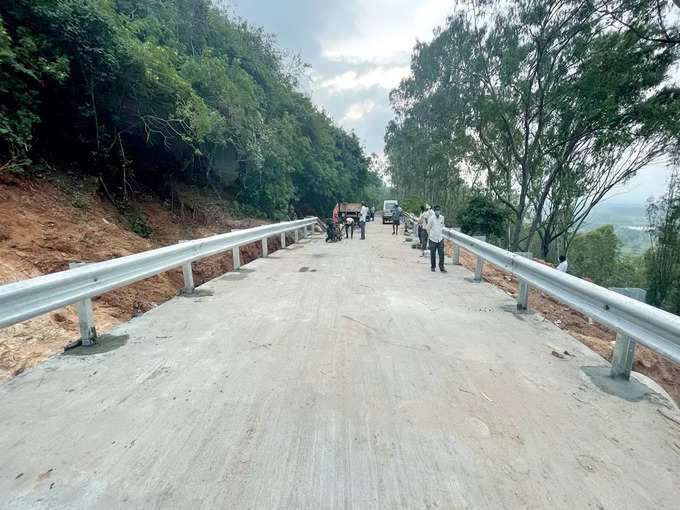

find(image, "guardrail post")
[515,252,533,312]
[609,288,646,380]
[294,229,299,243]
[473,235,486,282]
[280,232,286,249]
[451,227,461,265]
[69,262,97,346]
[232,246,240,270]
[261,237,268,257]
[179,240,195,294]
[181,261,194,293]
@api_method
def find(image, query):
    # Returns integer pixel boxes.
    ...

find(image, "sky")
[229,0,673,205]
[229,0,451,154]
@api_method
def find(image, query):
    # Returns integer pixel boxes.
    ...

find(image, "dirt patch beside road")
[0,173,282,380]
[444,241,680,406]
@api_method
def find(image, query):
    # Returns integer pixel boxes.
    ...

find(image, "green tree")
[569,225,621,287]
[458,194,505,240]
[645,170,680,313]
[386,0,677,252]
[0,0,374,219]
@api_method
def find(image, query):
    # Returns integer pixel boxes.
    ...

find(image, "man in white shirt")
[345,216,355,239]
[426,205,447,273]
[359,201,369,240]
[419,204,432,257]
[556,254,568,272]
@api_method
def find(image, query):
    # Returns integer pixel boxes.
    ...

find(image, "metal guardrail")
[0,217,318,343]
[406,213,680,371]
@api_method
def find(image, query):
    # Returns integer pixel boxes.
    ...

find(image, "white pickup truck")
[382,199,398,224]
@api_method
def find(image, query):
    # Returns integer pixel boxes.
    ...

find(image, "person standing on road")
[426,206,447,273]
[417,206,425,246]
[359,201,369,240]
[419,205,432,257]
[370,205,376,221]
[345,216,355,239]
[556,254,568,273]
[392,203,402,235]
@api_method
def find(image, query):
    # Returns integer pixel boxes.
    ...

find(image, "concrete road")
[1,222,679,509]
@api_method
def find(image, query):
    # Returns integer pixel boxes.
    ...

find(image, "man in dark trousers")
[392,203,402,235]
[359,201,369,239]
[345,216,355,238]
[426,206,447,273]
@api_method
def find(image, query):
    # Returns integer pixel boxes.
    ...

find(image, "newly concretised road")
[1,222,679,509]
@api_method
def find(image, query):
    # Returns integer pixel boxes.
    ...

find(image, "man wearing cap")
[426,205,447,273]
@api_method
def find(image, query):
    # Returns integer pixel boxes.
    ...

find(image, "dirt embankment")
[0,173,284,380]
[442,241,680,405]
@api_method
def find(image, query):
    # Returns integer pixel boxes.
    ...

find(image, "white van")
[382,200,398,224]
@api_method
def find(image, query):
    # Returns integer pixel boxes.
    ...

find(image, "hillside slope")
[0,172,276,380]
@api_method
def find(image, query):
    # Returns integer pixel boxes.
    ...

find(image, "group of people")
[417,204,447,273]
[328,202,371,242]
[330,201,568,275]
[415,204,568,275]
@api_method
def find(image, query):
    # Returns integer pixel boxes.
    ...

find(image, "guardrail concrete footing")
[69,262,97,346]
[609,288,646,380]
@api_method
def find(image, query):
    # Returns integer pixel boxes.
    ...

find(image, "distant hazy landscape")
[583,202,650,256]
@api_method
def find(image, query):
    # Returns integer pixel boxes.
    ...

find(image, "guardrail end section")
[69,262,98,346]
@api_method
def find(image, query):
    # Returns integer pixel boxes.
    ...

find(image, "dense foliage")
[645,170,680,313]
[458,195,505,240]
[0,0,375,219]
[386,0,680,254]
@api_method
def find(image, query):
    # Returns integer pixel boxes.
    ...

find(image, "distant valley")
[583,202,650,256]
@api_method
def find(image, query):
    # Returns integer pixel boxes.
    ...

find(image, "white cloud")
[342,100,376,123]
[320,0,452,63]
[319,67,410,93]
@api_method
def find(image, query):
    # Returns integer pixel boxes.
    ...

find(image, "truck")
[338,202,362,223]
[382,199,398,224]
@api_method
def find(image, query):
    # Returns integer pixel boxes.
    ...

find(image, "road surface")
[1,221,679,509]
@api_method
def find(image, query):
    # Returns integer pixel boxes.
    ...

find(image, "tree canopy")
[386,0,680,253]
[0,0,376,219]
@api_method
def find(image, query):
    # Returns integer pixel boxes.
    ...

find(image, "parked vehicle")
[339,202,362,223]
[382,200,398,224]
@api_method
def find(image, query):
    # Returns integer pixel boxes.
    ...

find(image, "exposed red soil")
[443,241,680,406]
[0,173,285,380]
